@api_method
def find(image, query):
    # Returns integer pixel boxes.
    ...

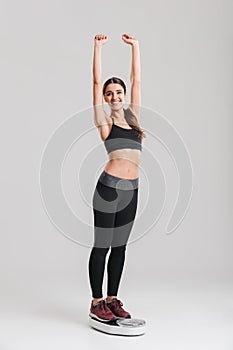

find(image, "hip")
[98,170,139,190]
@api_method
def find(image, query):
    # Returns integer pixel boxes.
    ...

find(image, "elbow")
[130,79,141,84]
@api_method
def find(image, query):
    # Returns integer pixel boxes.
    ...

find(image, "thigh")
[115,188,138,227]
[92,180,119,248]
[111,188,138,248]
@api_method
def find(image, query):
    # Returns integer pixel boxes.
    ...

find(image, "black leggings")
[88,171,139,298]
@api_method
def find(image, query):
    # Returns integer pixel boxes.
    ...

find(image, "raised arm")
[92,34,110,140]
[93,37,104,85]
[130,41,141,83]
[122,34,141,118]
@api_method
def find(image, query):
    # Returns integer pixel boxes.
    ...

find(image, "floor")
[0,272,232,350]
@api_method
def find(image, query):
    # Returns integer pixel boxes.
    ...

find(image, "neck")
[110,108,125,120]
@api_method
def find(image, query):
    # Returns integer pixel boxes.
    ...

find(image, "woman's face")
[103,83,126,110]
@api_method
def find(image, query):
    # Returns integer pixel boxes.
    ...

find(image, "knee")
[90,246,110,258]
[110,244,126,256]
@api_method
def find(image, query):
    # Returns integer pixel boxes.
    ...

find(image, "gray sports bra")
[104,117,142,154]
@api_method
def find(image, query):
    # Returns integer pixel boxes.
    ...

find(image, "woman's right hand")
[94,34,109,47]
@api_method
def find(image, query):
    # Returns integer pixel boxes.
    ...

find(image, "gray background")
[1,0,233,349]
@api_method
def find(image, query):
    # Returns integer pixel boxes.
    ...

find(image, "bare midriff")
[104,148,141,179]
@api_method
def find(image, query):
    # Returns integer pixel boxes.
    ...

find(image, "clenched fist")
[122,33,139,46]
[94,34,109,47]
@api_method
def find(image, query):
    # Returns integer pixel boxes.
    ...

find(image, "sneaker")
[106,298,131,318]
[89,300,118,322]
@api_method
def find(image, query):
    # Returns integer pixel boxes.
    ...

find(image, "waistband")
[98,170,139,190]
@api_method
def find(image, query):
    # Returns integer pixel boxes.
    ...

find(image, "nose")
[112,94,119,101]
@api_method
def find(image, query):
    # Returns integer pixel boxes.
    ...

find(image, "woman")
[88,33,146,322]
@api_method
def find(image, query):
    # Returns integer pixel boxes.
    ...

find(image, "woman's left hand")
[122,33,139,46]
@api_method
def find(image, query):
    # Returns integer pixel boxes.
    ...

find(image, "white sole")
[89,312,117,322]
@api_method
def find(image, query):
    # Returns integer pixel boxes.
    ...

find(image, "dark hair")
[102,76,146,141]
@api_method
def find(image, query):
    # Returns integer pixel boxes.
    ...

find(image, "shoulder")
[124,105,140,120]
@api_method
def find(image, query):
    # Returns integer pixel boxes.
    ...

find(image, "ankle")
[105,296,117,303]
[92,298,103,306]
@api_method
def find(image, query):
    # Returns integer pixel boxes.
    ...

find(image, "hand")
[122,33,138,46]
[94,34,109,47]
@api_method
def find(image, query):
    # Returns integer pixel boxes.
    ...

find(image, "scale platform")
[89,315,146,336]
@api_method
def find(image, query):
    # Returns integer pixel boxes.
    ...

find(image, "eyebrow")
[105,89,123,93]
